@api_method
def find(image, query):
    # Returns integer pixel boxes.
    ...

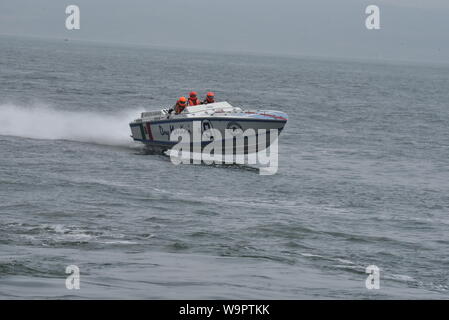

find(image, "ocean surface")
[1,35,448,299]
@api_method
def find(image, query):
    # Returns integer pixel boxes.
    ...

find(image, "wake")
[0,103,144,146]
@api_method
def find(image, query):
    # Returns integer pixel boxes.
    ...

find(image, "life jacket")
[174,102,186,114]
[203,98,215,104]
[188,98,201,106]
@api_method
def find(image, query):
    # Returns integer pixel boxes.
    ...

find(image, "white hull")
[129,102,288,153]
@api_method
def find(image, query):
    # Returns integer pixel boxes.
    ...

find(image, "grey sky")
[1,0,448,63]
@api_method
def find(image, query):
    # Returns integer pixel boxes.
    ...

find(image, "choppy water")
[1,35,449,299]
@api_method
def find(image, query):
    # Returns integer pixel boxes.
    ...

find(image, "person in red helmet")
[203,92,215,104]
[171,96,187,114]
[187,91,201,106]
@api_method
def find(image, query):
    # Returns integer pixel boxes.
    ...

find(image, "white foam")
[0,103,143,146]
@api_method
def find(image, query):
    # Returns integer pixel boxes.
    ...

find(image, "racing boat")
[129,101,288,153]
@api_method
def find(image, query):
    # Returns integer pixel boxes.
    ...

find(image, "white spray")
[0,103,144,146]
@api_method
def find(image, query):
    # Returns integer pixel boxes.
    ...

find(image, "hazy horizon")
[1,0,448,64]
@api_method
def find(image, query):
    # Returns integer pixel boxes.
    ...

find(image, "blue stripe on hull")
[135,117,286,126]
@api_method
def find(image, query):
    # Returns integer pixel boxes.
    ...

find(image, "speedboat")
[129,101,288,153]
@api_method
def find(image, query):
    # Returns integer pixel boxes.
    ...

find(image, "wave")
[0,103,144,146]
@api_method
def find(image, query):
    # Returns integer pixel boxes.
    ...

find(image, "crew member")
[172,96,187,114]
[203,92,215,104]
[187,91,201,106]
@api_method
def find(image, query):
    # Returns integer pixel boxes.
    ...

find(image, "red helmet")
[189,91,198,98]
[178,96,187,105]
[207,92,215,98]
